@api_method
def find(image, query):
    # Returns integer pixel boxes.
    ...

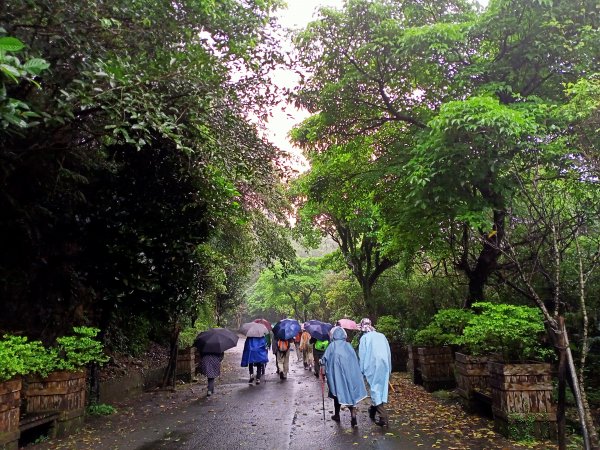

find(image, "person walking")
[276,337,293,380]
[271,332,280,374]
[299,330,313,370]
[197,352,224,397]
[241,335,269,385]
[321,326,368,428]
[358,318,391,427]
[311,336,329,378]
[293,331,302,362]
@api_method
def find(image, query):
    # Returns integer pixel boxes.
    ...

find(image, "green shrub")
[375,316,403,343]
[54,327,109,371]
[0,335,56,382]
[413,308,474,346]
[0,329,108,382]
[458,302,551,361]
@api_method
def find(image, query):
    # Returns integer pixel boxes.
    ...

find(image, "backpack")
[314,339,329,352]
[277,339,290,352]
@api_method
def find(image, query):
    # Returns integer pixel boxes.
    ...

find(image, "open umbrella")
[337,318,358,330]
[194,328,238,353]
[304,320,333,341]
[253,318,272,331]
[239,322,269,338]
[272,318,301,340]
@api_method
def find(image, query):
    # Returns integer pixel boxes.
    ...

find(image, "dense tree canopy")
[291,0,600,307]
[0,0,295,343]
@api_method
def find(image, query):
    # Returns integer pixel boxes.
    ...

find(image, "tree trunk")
[361,281,376,318]
[463,208,505,308]
[161,321,180,389]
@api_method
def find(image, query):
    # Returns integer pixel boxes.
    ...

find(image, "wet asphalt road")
[130,338,424,450]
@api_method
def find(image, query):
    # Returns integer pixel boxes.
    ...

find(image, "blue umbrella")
[272,319,301,340]
[304,320,333,341]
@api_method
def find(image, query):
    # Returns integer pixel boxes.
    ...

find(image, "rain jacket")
[358,330,391,405]
[241,336,269,367]
[321,327,367,406]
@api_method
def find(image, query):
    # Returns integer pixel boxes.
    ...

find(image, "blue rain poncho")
[321,327,368,406]
[358,330,391,405]
[241,336,269,366]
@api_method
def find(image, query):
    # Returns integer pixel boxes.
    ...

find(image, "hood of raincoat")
[330,326,347,341]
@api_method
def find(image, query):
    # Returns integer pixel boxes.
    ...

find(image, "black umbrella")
[194,328,238,353]
[304,321,333,341]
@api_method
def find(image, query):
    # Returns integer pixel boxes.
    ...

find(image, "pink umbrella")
[337,318,358,330]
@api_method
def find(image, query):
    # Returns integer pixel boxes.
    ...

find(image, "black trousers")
[248,363,265,378]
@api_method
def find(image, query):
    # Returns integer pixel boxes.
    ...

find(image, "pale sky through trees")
[266,0,488,173]
[265,0,344,173]
[267,0,488,170]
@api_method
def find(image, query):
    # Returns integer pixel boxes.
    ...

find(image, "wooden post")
[556,317,567,450]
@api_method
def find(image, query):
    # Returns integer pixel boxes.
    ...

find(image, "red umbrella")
[337,318,358,330]
[253,318,272,331]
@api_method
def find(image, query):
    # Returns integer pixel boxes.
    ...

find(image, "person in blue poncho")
[358,318,391,427]
[321,326,368,428]
[241,335,269,385]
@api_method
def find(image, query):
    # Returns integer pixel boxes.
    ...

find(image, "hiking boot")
[279,372,284,380]
[330,415,340,422]
[375,419,388,427]
[248,376,254,384]
[256,378,260,385]
[207,391,212,397]
[351,417,358,428]
[368,406,377,420]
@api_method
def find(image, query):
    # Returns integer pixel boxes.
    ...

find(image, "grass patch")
[87,403,117,416]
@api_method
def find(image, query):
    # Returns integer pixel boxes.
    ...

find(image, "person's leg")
[256,363,263,384]
[375,403,389,426]
[277,351,285,379]
[296,343,302,361]
[369,403,377,420]
[349,406,357,428]
[313,350,320,377]
[331,396,341,421]
[207,378,215,396]
[248,364,254,383]
[282,351,290,377]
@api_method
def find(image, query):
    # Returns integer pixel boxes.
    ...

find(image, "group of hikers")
[196,317,392,429]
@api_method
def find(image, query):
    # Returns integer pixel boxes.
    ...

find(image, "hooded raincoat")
[241,336,269,367]
[358,330,391,405]
[321,327,367,406]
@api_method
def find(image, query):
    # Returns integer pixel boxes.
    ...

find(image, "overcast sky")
[264,0,344,171]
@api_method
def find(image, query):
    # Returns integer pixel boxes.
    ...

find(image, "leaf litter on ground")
[387,372,558,450]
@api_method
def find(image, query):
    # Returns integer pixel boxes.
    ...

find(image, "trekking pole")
[320,365,326,423]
